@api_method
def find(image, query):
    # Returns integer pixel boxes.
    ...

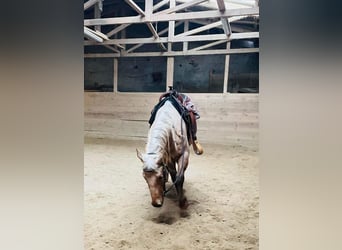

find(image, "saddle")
[148,90,196,146]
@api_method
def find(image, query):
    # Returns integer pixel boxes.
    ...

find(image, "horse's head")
[136,149,165,207]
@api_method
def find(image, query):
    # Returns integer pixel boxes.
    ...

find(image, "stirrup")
[193,140,204,155]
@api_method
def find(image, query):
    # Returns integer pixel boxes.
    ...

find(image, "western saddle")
[148,88,203,155]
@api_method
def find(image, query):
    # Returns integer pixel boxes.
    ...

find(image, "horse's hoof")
[179,198,189,209]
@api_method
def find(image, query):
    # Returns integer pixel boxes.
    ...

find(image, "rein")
[163,107,187,196]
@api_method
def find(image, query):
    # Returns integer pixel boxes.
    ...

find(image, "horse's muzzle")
[152,198,163,207]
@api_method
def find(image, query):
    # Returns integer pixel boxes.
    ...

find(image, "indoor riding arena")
[84,1,259,249]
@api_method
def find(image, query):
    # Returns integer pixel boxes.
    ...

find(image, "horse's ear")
[136,149,144,163]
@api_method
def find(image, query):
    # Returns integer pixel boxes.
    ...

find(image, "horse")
[136,100,190,209]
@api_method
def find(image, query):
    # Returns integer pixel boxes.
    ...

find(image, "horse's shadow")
[148,182,202,225]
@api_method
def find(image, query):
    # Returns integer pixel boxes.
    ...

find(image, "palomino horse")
[136,100,190,209]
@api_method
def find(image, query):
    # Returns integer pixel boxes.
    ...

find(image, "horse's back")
[154,100,182,126]
[152,100,189,147]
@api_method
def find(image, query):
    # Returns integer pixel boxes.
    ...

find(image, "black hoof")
[179,198,189,209]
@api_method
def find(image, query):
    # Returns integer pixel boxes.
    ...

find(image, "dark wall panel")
[117,57,167,92]
[173,55,225,93]
[84,58,113,92]
[228,53,259,93]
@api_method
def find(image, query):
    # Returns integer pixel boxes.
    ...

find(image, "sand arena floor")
[84,137,259,250]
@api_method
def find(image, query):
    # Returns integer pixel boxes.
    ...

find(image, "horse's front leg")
[162,167,168,191]
[167,162,177,183]
[175,174,188,209]
[176,152,189,209]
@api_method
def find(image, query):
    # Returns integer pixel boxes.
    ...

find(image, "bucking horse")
[136,95,191,209]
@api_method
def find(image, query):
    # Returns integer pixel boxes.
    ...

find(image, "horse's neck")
[146,102,174,155]
[146,124,169,155]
